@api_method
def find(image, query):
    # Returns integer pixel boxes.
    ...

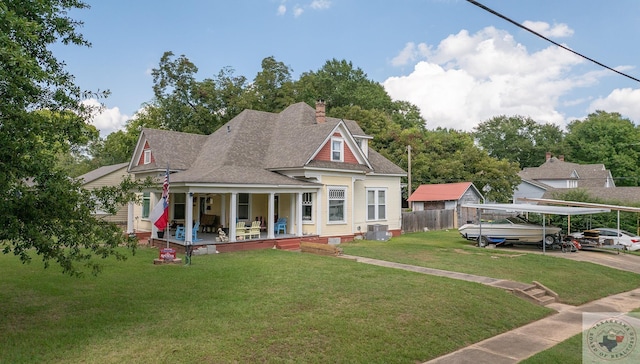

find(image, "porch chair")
[248,220,261,239]
[236,221,249,240]
[274,217,287,235]
[176,221,201,242]
[175,226,185,240]
[192,221,202,242]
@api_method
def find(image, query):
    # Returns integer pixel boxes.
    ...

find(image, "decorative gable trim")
[308,122,372,169]
[137,141,155,166]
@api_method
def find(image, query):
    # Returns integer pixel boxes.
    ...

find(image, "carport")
[462,203,611,253]
[518,197,640,236]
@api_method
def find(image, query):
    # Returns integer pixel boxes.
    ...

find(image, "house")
[407,182,484,227]
[77,162,130,227]
[541,187,640,205]
[513,152,616,202]
[127,101,406,244]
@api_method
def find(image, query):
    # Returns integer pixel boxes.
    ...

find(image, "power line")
[466,0,640,84]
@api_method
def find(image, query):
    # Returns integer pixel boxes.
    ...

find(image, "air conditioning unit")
[365,224,390,241]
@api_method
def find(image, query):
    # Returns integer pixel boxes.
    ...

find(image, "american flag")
[161,165,169,208]
[150,165,170,230]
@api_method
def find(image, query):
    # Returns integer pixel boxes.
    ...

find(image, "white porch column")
[296,192,303,237]
[220,194,227,229]
[268,192,275,239]
[127,201,134,234]
[316,189,323,236]
[186,192,194,245]
[230,192,237,242]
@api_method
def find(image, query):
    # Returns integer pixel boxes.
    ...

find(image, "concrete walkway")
[341,254,640,363]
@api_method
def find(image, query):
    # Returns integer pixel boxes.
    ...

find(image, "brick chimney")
[559,155,564,161]
[545,152,551,161]
[315,99,326,124]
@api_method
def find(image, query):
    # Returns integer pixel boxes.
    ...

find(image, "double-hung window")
[142,192,151,218]
[238,193,249,220]
[328,187,346,223]
[143,149,151,164]
[331,137,344,162]
[173,193,185,220]
[366,188,386,221]
[302,193,313,222]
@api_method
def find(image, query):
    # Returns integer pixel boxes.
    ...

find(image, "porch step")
[276,240,301,251]
[514,282,558,306]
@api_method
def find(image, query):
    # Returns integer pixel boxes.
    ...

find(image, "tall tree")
[565,111,640,186]
[247,56,295,112]
[474,115,565,168]
[0,0,139,276]
[294,59,395,111]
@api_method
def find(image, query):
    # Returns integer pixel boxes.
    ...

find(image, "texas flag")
[149,167,170,230]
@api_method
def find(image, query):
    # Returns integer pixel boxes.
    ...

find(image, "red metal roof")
[407,182,473,202]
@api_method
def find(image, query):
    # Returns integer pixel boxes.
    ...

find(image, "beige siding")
[354,175,402,233]
[319,176,353,236]
[83,166,129,225]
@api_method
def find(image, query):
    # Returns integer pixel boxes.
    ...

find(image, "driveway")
[551,249,640,274]
[495,244,640,274]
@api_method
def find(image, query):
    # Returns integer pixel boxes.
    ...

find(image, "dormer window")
[331,137,344,162]
[143,149,151,164]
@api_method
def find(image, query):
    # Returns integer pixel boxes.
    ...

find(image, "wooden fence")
[402,209,455,233]
[402,208,517,233]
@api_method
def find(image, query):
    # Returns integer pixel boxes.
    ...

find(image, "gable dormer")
[137,141,154,166]
[314,132,359,164]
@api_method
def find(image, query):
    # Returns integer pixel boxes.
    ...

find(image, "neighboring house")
[127,101,406,242]
[78,162,130,226]
[542,187,640,205]
[514,153,616,202]
[407,182,484,227]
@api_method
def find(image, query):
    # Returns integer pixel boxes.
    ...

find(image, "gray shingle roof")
[519,157,612,188]
[78,162,128,184]
[543,187,640,204]
[129,102,405,184]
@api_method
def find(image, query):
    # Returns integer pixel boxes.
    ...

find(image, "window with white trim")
[302,193,313,221]
[173,193,185,220]
[238,193,249,220]
[143,149,151,164]
[367,188,386,221]
[142,192,151,218]
[328,187,346,223]
[331,137,344,162]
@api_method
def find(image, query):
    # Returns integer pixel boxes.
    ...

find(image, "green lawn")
[342,230,640,305]
[3,230,640,363]
[0,247,552,363]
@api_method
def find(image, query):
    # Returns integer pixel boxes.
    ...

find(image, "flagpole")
[165,225,169,249]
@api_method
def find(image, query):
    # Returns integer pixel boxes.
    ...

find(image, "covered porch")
[148,229,327,254]
[136,185,321,246]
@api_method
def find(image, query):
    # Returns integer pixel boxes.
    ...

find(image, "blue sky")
[53,0,640,137]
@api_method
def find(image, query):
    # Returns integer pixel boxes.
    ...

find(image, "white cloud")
[279,0,330,18]
[589,88,640,122]
[310,0,331,10]
[383,26,600,131]
[390,42,431,67]
[522,21,574,38]
[82,99,129,138]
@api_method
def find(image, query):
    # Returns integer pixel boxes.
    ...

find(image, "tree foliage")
[565,111,640,186]
[474,115,565,168]
[0,0,141,276]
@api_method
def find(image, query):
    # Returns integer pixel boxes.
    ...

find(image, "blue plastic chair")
[175,226,185,240]
[274,217,287,234]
